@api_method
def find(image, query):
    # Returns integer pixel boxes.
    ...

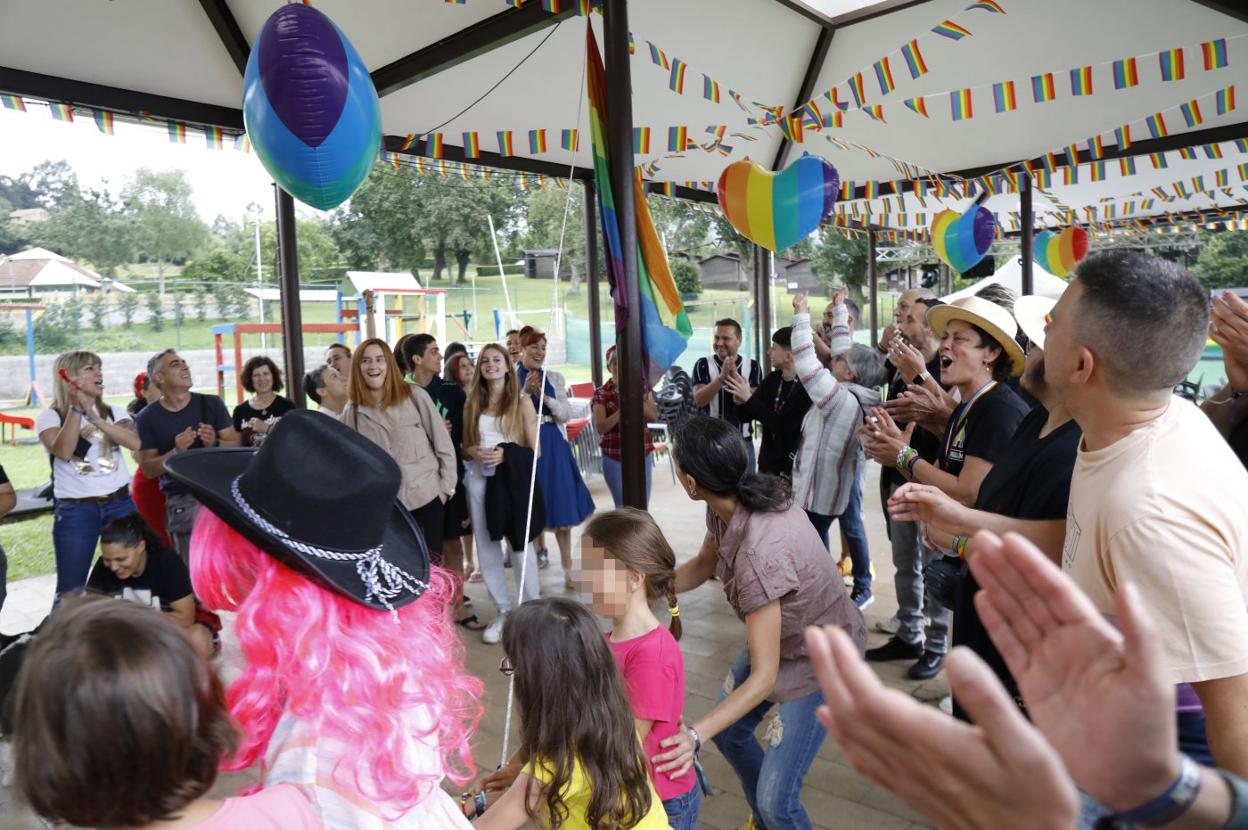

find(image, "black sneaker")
[907,651,945,680]
[864,636,924,663]
[850,587,874,610]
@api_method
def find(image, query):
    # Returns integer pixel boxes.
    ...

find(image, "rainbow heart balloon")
[930,206,997,274]
[1033,226,1088,277]
[716,156,839,252]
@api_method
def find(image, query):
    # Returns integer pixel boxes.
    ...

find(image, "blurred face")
[250,364,274,395]
[767,342,793,372]
[1021,343,1047,399]
[456,357,475,387]
[324,365,348,398]
[712,325,741,359]
[326,345,351,376]
[156,352,192,392]
[901,305,930,344]
[580,540,635,618]
[523,338,546,370]
[141,378,161,405]
[478,347,509,382]
[70,361,104,398]
[505,333,522,360]
[822,303,838,330]
[606,355,618,379]
[832,355,854,384]
[895,289,922,324]
[359,344,388,391]
[939,319,998,387]
[100,540,147,581]
[1040,280,1081,399]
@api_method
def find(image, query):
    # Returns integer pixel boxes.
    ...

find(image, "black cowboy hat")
[164,409,429,612]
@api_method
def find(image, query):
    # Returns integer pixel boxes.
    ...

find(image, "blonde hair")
[52,351,109,422]
[463,344,531,450]
[582,508,683,641]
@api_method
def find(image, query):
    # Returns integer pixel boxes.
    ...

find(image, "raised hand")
[1211,291,1248,391]
[793,292,810,315]
[888,341,928,381]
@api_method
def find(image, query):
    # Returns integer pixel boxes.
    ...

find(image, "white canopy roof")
[943,255,1069,302]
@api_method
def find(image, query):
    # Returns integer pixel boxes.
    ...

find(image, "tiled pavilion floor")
[0,462,943,830]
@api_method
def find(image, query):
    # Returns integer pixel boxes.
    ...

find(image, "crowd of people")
[3,249,1248,830]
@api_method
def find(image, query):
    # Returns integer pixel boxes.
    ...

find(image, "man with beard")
[692,318,762,472]
[886,294,1079,716]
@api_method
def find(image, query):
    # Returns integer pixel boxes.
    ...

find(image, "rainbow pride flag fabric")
[586,25,690,385]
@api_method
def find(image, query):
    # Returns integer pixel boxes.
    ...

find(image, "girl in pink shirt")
[11,596,321,830]
[582,508,702,830]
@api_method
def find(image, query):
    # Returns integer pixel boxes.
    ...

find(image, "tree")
[32,184,135,276]
[123,168,209,297]
[672,260,702,297]
[331,165,427,272]
[521,186,586,292]
[19,160,80,211]
[145,292,164,332]
[0,174,39,214]
[810,228,870,299]
[1193,231,1248,290]
[89,292,107,330]
[118,291,140,328]
[257,218,342,283]
[172,289,185,328]
[213,284,234,319]
[648,197,714,257]
[181,249,248,285]
[35,301,72,349]
[192,285,208,322]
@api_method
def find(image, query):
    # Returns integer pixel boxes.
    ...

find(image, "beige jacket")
[340,387,457,511]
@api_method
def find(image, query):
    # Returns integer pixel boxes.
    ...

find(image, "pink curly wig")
[189,510,482,809]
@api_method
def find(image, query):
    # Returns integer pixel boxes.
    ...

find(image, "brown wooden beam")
[772,26,835,171]
[382,134,593,181]
[1189,0,1248,24]
[197,0,250,76]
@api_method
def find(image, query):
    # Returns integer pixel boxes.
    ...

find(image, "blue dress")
[518,366,596,529]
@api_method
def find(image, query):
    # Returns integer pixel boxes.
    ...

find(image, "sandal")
[456,614,487,631]
[468,570,483,583]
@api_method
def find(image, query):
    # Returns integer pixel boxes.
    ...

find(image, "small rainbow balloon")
[930,206,996,274]
[716,155,839,252]
[1033,226,1089,277]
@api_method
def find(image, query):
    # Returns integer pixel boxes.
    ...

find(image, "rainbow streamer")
[992,80,1016,113]
[864,104,886,123]
[633,127,651,154]
[1159,48,1185,81]
[847,73,866,107]
[205,125,224,149]
[950,88,973,121]
[1112,57,1139,89]
[904,97,929,117]
[1145,113,1168,139]
[901,39,928,79]
[428,132,445,158]
[932,20,972,40]
[528,129,547,154]
[463,131,481,158]
[965,0,1005,12]
[669,58,687,94]
[1070,66,1093,96]
[1031,73,1056,103]
[50,103,74,123]
[703,75,720,102]
[1086,135,1104,159]
[1,94,26,112]
[167,121,186,142]
[497,130,514,156]
[873,57,895,95]
[1114,124,1132,150]
[822,110,845,128]
[93,110,115,135]
[647,42,669,70]
[585,25,690,385]
[560,129,578,151]
[1180,100,1203,128]
[1202,38,1228,71]
[1217,85,1236,115]
[667,126,688,152]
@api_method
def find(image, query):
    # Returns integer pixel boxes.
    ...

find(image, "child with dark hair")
[11,595,319,828]
[467,597,670,829]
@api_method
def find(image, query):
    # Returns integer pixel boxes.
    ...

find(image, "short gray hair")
[146,349,176,387]
[844,344,888,388]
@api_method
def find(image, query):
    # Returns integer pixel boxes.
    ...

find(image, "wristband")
[1112,755,1202,827]
[954,536,970,558]
[916,370,933,385]
[895,447,917,472]
[1219,770,1248,830]
[687,724,701,754]
[904,453,920,477]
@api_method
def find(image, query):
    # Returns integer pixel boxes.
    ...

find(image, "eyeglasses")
[499,657,514,677]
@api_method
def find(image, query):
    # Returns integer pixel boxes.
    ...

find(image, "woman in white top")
[462,344,540,645]
[37,351,141,597]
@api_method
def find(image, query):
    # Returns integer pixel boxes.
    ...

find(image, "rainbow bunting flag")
[1065,143,1081,165]
[1089,161,1106,182]
[428,132,445,158]
[702,75,720,102]
[900,39,928,79]
[1145,113,1168,139]
[1174,181,1190,198]
[1114,124,1132,150]
[585,25,691,385]
[965,0,1005,12]
[932,20,971,40]
[1159,48,1185,81]
[541,0,564,12]
[628,33,635,55]
[873,57,895,95]
[497,130,514,156]
[1202,38,1228,71]
[234,133,251,153]
[1204,143,1223,159]
[950,88,973,121]
[647,42,669,70]
[400,133,418,151]
[1216,168,1229,188]
[1031,73,1056,103]
[506,0,523,7]
[1112,57,1139,89]
[528,129,547,154]
[903,97,929,117]
[167,121,186,142]
[1062,166,1078,185]
[1120,156,1137,176]
[1217,85,1236,115]
[827,87,850,111]
[463,131,481,158]
[667,126,688,152]
[1180,100,1203,128]
[632,127,651,154]
[863,181,879,199]
[1237,138,1248,152]
[444,0,466,4]
[822,110,845,127]
[93,110,115,135]
[205,125,224,149]
[1041,152,1058,172]
[1,94,26,112]
[1149,152,1168,168]
[847,73,866,107]
[864,104,886,123]
[1087,134,1104,159]
[1238,162,1248,181]
[1070,66,1093,96]
[992,80,1016,113]
[50,103,74,123]
[839,181,855,201]
[669,58,687,94]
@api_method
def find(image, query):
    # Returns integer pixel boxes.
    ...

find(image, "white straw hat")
[1013,294,1058,352]
[927,296,1025,376]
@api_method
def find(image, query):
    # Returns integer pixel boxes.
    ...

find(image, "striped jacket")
[790,309,879,517]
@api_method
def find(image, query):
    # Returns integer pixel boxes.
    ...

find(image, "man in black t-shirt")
[736,327,811,478]
[692,318,763,472]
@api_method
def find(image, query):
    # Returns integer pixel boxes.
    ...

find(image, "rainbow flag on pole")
[586,25,690,384]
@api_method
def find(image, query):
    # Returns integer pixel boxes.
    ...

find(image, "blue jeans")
[662,784,702,830]
[53,494,138,596]
[601,454,653,508]
[805,471,872,594]
[713,649,825,830]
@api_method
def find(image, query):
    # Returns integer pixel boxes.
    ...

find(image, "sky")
[0,104,328,224]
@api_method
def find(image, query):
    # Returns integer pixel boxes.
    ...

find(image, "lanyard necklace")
[942,379,998,462]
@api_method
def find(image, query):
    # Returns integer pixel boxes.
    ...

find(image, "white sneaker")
[938,696,953,715]
[483,615,506,645]
[874,615,900,635]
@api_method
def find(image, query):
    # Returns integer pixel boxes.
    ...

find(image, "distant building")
[699,253,746,290]
[6,208,49,225]
[0,247,134,297]
[523,249,572,280]
[775,257,818,292]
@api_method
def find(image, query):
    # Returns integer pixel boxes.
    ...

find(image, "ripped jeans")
[712,648,826,830]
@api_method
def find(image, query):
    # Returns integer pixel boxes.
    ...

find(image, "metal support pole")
[584,181,603,388]
[274,185,306,408]
[868,230,879,349]
[1020,171,1035,296]
[756,244,772,372]
[604,0,645,508]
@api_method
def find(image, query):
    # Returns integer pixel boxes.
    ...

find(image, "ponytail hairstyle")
[673,415,791,513]
[582,508,682,640]
[100,513,165,554]
[503,598,652,830]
